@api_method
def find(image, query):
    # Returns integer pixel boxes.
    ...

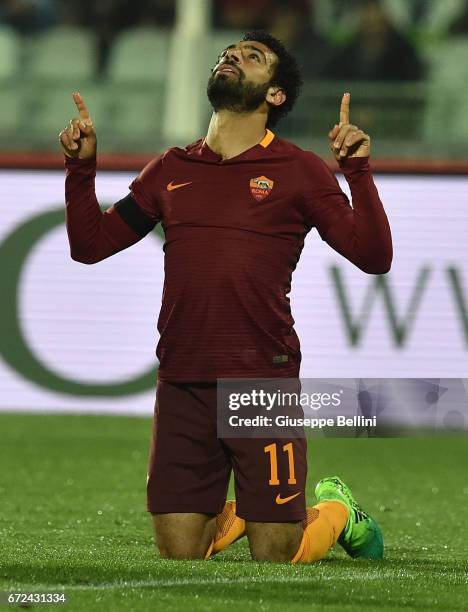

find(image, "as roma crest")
[250,175,274,202]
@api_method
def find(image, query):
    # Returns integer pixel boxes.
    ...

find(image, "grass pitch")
[0,413,467,611]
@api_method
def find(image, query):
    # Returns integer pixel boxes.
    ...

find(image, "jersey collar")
[199,129,275,162]
[259,129,275,148]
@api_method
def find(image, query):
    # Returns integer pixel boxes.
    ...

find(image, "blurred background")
[0,0,467,421]
[0,4,466,599]
[1,0,468,159]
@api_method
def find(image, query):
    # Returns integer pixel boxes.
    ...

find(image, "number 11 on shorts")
[264,442,297,486]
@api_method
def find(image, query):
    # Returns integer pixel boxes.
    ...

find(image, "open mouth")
[217,65,239,76]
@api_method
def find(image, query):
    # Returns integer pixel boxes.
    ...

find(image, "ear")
[266,86,286,108]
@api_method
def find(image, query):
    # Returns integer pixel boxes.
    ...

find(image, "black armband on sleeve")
[114,194,157,237]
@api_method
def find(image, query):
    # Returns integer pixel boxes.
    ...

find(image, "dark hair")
[242,30,302,128]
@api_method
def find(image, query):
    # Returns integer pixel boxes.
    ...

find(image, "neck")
[205,109,269,160]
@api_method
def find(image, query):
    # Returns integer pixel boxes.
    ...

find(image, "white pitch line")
[8,574,398,592]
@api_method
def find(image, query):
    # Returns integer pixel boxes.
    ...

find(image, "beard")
[207,67,272,114]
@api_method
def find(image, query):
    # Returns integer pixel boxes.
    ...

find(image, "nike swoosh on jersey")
[167,181,193,191]
[275,492,301,505]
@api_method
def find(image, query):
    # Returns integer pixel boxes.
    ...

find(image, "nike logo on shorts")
[167,180,192,191]
[275,492,301,505]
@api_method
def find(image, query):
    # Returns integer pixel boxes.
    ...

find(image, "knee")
[154,528,208,560]
[247,522,303,562]
[251,546,289,562]
[156,539,206,560]
[152,513,215,560]
[249,541,296,562]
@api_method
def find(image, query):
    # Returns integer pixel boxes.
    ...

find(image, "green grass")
[0,413,467,611]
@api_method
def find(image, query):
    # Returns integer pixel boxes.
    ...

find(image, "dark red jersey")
[65,130,392,382]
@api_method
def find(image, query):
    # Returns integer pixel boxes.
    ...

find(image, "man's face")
[207,40,279,114]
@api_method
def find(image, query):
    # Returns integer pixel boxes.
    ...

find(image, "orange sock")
[204,501,246,559]
[291,501,348,563]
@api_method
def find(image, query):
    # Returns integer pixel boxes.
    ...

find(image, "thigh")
[147,380,231,515]
[225,436,308,523]
[246,521,304,562]
[153,512,216,560]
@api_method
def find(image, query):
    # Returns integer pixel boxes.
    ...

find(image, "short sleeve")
[129,155,164,221]
[301,153,353,241]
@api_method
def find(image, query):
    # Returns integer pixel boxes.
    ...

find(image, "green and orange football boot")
[315,476,384,560]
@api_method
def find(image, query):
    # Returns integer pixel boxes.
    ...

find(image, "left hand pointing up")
[328,93,371,161]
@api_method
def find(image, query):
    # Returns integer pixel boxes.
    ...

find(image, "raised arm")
[60,92,158,264]
[305,93,392,275]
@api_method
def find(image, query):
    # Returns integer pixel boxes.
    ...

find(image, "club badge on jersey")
[250,176,274,202]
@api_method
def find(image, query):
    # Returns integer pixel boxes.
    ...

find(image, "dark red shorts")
[147,380,307,522]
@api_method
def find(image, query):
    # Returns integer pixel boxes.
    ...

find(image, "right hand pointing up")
[59,92,97,160]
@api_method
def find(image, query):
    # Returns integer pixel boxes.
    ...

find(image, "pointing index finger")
[339,92,350,126]
[72,92,92,123]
